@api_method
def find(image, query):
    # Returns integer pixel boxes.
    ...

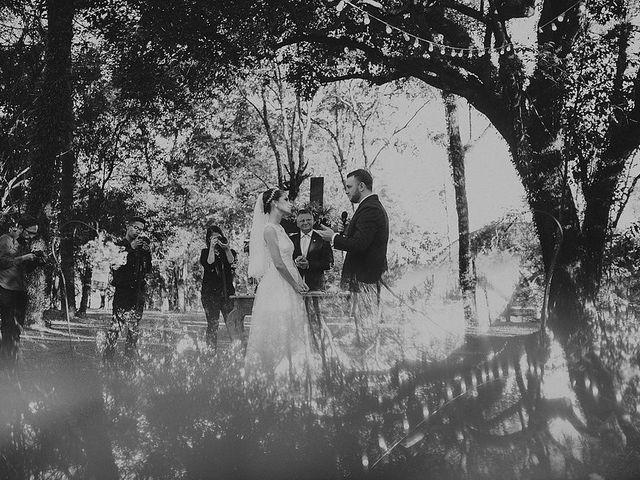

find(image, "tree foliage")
[225,0,640,332]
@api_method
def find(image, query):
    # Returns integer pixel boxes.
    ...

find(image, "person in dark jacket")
[317,169,389,338]
[0,215,40,364]
[200,225,238,349]
[104,216,152,358]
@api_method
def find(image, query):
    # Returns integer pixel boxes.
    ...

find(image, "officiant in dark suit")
[317,169,389,338]
[290,209,333,328]
[291,209,333,291]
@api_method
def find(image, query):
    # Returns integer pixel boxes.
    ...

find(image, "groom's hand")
[316,224,335,242]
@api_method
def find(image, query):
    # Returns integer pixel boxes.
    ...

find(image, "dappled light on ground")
[2,303,640,479]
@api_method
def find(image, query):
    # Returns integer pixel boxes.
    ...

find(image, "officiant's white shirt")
[300,231,312,256]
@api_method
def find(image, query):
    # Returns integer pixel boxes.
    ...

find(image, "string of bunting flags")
[333,0,587,58]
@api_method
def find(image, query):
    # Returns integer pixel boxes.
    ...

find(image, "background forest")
[1,0,639,337]
[5,3,640,479]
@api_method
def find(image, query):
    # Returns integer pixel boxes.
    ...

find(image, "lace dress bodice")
[262,223,300,282]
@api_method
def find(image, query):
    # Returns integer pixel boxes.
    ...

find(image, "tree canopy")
[3,0,640,332]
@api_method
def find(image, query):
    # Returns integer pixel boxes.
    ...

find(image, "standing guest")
[290,209,333,333]
[200,225,238,350]
[0,215,40,364]
[317,169,389,338]
[104,216,152,358]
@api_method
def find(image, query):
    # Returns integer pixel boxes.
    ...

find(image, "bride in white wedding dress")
[244,188,315,382]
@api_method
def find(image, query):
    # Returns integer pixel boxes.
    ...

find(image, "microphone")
[340,211,348,233]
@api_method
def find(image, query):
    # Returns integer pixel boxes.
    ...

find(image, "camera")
[313,217,330,230]
[31,249,50,266]
[216,235,228,245]
[136,235,151,250]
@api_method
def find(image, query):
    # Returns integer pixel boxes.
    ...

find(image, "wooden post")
[310,177,324,207]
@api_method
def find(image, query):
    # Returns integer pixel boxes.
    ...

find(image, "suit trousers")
[349,280,382,330]
[105,285,146,356]
[0,286,28,363]
[201,291,236,346]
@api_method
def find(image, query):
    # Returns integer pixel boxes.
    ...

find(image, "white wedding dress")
[244,223,315,381]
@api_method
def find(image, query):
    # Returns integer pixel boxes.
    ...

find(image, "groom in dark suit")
[317,169,389,335]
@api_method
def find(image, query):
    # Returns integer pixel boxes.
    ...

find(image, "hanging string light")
[537,1,586,34]
[337,0,514,57]
[337,0,588,57]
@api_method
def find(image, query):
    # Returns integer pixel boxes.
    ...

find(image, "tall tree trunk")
[56,0,76,315]
[443,92,477,325]
[167,269,177,311]
[176,261,186,312]
[580,21,636,299]
[60,171,76,316]
[77,263,92,317]
[26,0,75,324]
[520,49,586,339]
[480,46,588,340]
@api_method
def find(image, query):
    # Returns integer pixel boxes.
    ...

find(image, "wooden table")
[228,291,353,326]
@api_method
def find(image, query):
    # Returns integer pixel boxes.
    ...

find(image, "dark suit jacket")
[290,230,333,291]
[333,194,389,287]
[111,238,152,291]
[199,247,237,299]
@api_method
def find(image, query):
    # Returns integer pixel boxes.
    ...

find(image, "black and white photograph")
[2,1,640,479]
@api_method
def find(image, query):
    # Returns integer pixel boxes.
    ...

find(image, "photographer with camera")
[0,214,41,364]
[104,216,152,358]
[200,225,238,350]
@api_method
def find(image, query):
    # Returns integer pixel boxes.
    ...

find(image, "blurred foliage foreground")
[2,301,640,480]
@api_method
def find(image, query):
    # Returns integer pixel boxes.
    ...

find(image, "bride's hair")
[262,188,283,213]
